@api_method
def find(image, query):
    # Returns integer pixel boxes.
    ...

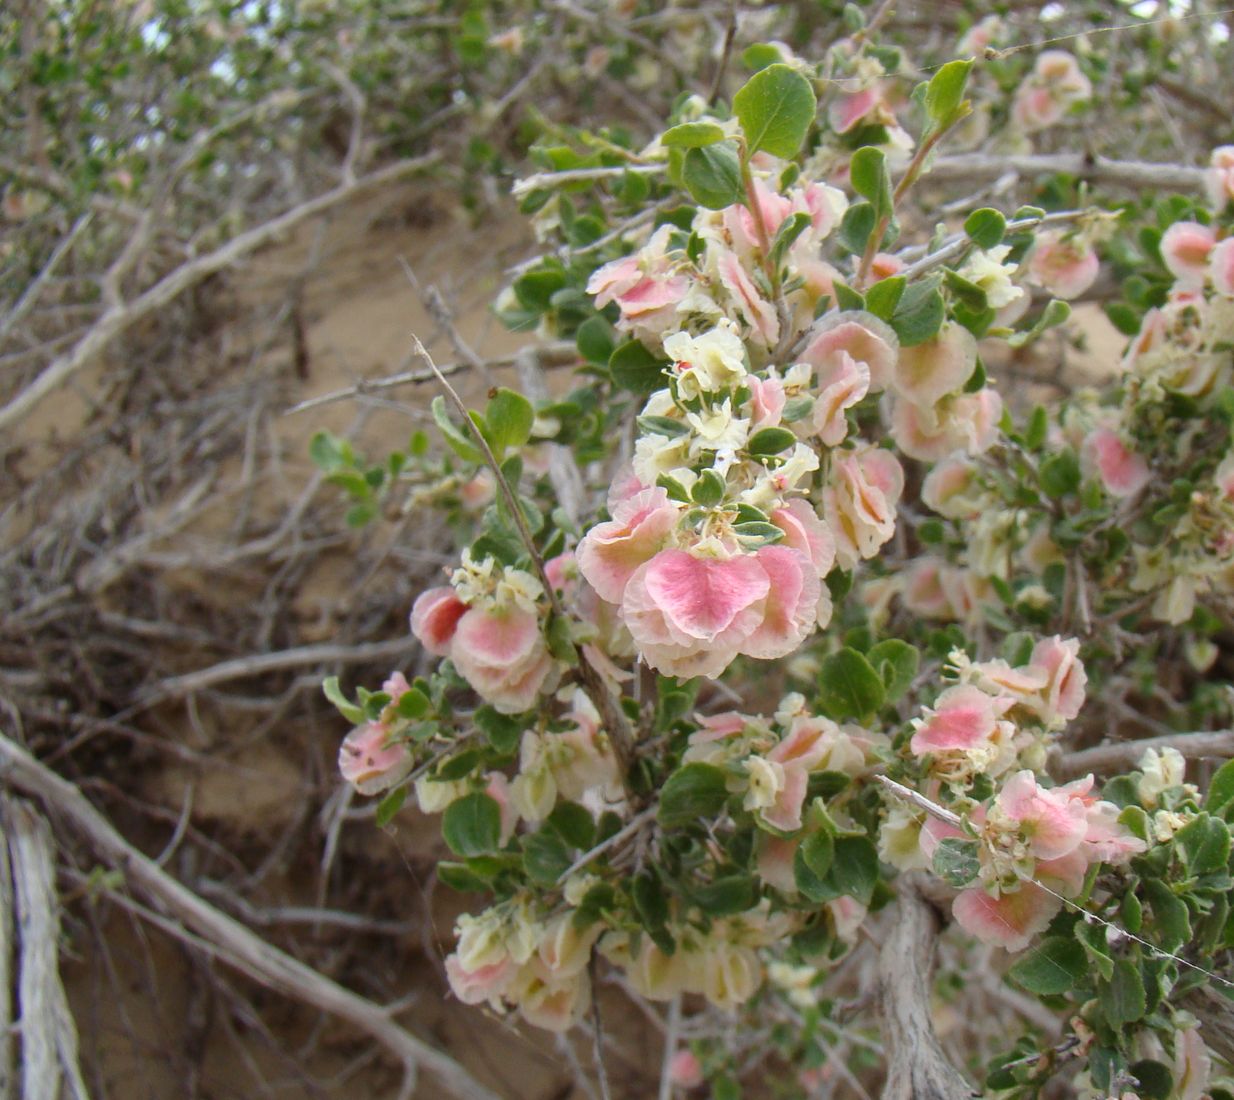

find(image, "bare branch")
[0,152,441,435]
[1050,729,1234,780]
[878,875,975,1100]
[927,153,1206,192]
[0,731,502,1100]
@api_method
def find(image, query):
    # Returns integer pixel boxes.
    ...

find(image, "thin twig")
[1050,728,1234,780]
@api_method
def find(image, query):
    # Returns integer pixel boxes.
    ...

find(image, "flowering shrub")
[319,14,1234,1099]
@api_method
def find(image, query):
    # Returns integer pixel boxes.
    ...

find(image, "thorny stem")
[414,337,640,790]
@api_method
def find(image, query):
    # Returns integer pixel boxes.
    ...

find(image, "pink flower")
[890,389,1002,462]
[756,834,800,893]
[813,351,870,446]
[1211,237,1234,297]
[910,684,999,756]
[485,772,519,845]
[669,1050,704,1089]
[621,546,818,679]
[891,324,977,408]
[952,881,1061,952]
[902,560,987,625]
[411,586,469,656]
[995,770,1088,860]
[748,375,787,429]
[1082,427,1149,498]
[717,250,779,346]
[446,953,515,1006]
[1206,146,1234,210]
[1013,84,1063,132]
[452,604,554,713]
[587,226,688,326]
[800,311,899,392]
[921,455,979,519]
[1028,635,1087,727]
[1161,221,1216,285]
[771,499,837,578]
[576,486,679,604]
[829,87,880,134]
[1028,231,1100,299]
[338,721,413,795]
[821,445,904,570]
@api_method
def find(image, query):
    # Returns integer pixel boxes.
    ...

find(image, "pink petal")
[577,486,679,603]
[741,546,819,660]
[1161,221,1216,284]
[801,313,899,392]
[952,882,1061,951]
[1210,237,1234,297]
[641,550,771,641]
[910,684,997,755]
[892,324,977,408]
[1083,428,1150,497]
[338,722,412,795]
[411,587,469,656]
[813,350,870,446]
[771,499,837,577]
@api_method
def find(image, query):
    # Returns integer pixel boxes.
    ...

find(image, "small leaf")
[1008,935,1087,995]
[442,792,502,857]
[475,705,524,754]
[864,276,905,321]
[850,146,892,218]
[818,647,886,720]
[828,835,879,905]
[375,786,407,827]
[1176,813,1231,875]
[309,431,345,470]
[1040,449,1081,499]
[801,829,835,879]
[932,837,980,887]
[691,873,757,916]
[658,763,730,827]
[733,63,817,158]
[838,202,876,254]
[692,468,727,506]
[661,121,727,148]
[431,396,484,464]
[548,801,596,850]
[323,677,365,724]
[577,315,616,364]
[682,142,745,209]
[924,59,974,127]
[610,339,669,393]
[1101,958,1147,1028]
[747,426,797,455]
[891,278,945,346]
[866,639,919,701]
[964,207,1007,250]
[768,211,812,269]
[484,388,535,454]
[1207,759,1234,814]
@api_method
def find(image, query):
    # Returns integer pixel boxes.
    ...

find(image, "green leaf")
[661,121,728,148]
[944,267,989,312]
[1008,935,1087,995]
[832,281,866,312]
[866,639,919,702]
[682,142,744,209]
[838,202,876,255]
[442,792,502,857]
[1128,1060,1173,1100]
[437,861,491,893]
[741,42,784,72]
[1101,958,1147,1028]
[1075,919,1115,980]
[431,396,484,464]
[850,146,892,217]
[829,835,879,905]
[801,829,835,879]
[658,763,730,827]
[610,339,668,393]
[375,786,407,827]
[309,430,345,470]
[637,414,690,438]
[1025,405,1049,451]
[768,211,812,270]
[924,59,974,128]
[522,828,572,885]
[864,276,906,321]
[548,801,596,850]
[818,647,886,720]
[484,388,535,454]
[396,687,430,720]
[691,873,757,916]
[577,315,616,365]
[747,426,798,455]
[733,63,817,158]
[964,208,1007,250]
[891,278,945,346]
[1208,759,1234,814]
[632,872,671,931]
[1176,813,1231,875]
[474,705,524,754]
[1008,299,1072,349]
[932,837,980,887]
[323,677,365,724]
[1142,878,1191,952]
[692,468,726,506]
[1040,449,1080,499]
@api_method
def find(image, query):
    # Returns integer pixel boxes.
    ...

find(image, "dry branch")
[3,797,89,1100]
[877,874,975,1100]
[1051,729,1234,780]
[0,731,501,1100]
[0,152,441,435]
[0,803,12,1100]
[927,153,1206,192]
